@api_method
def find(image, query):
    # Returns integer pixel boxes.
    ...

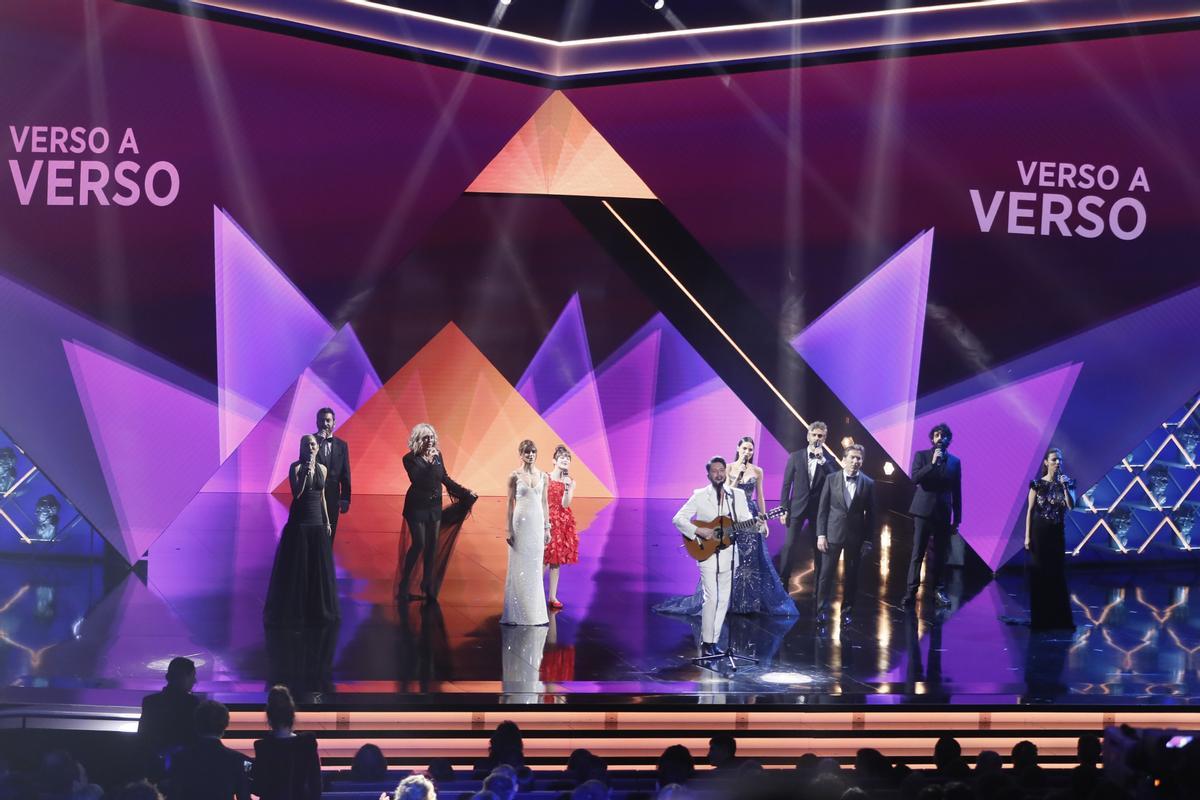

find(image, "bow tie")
[808,452,822,460]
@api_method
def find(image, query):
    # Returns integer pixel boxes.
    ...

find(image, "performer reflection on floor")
[398,423,476,603]
[263,435,339,627]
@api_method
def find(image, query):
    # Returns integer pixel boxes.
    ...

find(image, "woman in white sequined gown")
[501,440,550,626]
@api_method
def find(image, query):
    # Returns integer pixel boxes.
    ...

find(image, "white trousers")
[698,544,738,643]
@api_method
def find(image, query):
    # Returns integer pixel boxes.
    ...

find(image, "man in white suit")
[673,456,763,656]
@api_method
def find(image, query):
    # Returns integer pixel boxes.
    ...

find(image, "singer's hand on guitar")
[695,528,714,541]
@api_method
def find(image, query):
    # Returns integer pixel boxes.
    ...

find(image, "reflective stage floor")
[2,494,1199,707]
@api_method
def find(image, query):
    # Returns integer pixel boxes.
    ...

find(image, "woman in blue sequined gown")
[654,437,798,618]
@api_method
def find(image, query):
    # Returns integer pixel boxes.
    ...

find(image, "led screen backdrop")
[0,0,1198,568]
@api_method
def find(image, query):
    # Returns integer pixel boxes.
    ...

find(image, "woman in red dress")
[543,444,578,609]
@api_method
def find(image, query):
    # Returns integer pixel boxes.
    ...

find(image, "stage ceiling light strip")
[178,0,1200,78]
[346,0,1032,47]
[600,200,812,431]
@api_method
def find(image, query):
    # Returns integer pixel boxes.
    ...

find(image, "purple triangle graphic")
[202,368,353,494]
[64,340,222,562]
[517,295,616,494]
[595,329,661,499]
[0,273,216,561]
[307,324,382,412]
[793,230,933,469]
[215,206,335,461]
[588,314,790,500]
[907,363,1082,570]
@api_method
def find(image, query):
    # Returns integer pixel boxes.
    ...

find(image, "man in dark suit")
[778,421,838,592]
[138,656,200,779]
[903,422,962,609]
[815,444,877,627]
[315,407,351,542]
[165,700,250,800]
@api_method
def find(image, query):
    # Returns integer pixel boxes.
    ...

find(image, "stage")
[3,494,1198,709]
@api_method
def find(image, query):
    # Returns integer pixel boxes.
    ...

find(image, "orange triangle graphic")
[466,92,655,199]
[287,323,613,500]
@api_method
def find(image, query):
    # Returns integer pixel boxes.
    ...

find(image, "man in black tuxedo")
[815,444,877,627]
[315,407,351,542]
[903,422,962,609]
[778,421,838,592]
[164,700,250,800]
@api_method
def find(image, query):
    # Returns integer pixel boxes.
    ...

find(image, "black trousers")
[816,539,862,616]
[779,515,819,592]
[906,511,951,598]
[400,514,440,597]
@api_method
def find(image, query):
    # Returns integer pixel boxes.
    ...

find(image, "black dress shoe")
[934,590,952,608]
[700,642,720,658]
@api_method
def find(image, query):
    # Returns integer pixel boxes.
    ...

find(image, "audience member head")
[738,759,764,777]
[943,783,973,800]
[707,734,737,768]
[1011,740,1038,770]
[483,770,517,800]
[816,757,842,775]
[516,766,535,793]
[566,749,595,781]
[854,748,891,781]
[975,750,1003,777]
[656,745,695,787]
[934,736,962,770]
[194,699,230,738]
[37,750,78,796]
[393,774,436,800]
[114,781,165,800]
[1077,734,1102,767]
[165,656,197,691]
[489,721,524,767]
[265,684,296,732]
[426,757,455,784]
[900,771,928,800]
[351,744,388,782]
[572,779,609,800]
[841,789,870,800]
[795,753,820,778]
[656,785,692,800]
[808,773,848,800]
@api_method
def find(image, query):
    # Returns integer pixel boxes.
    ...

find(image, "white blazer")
[673,484,755,541]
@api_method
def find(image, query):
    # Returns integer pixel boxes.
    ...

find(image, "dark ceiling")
[374,0,988,41]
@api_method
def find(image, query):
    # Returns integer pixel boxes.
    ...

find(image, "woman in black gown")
[398,423,476,602]
[1024,447,1076,631]
[264,435,340,626]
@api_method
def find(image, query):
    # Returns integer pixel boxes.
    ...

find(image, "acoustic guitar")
[682,506,786,562]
